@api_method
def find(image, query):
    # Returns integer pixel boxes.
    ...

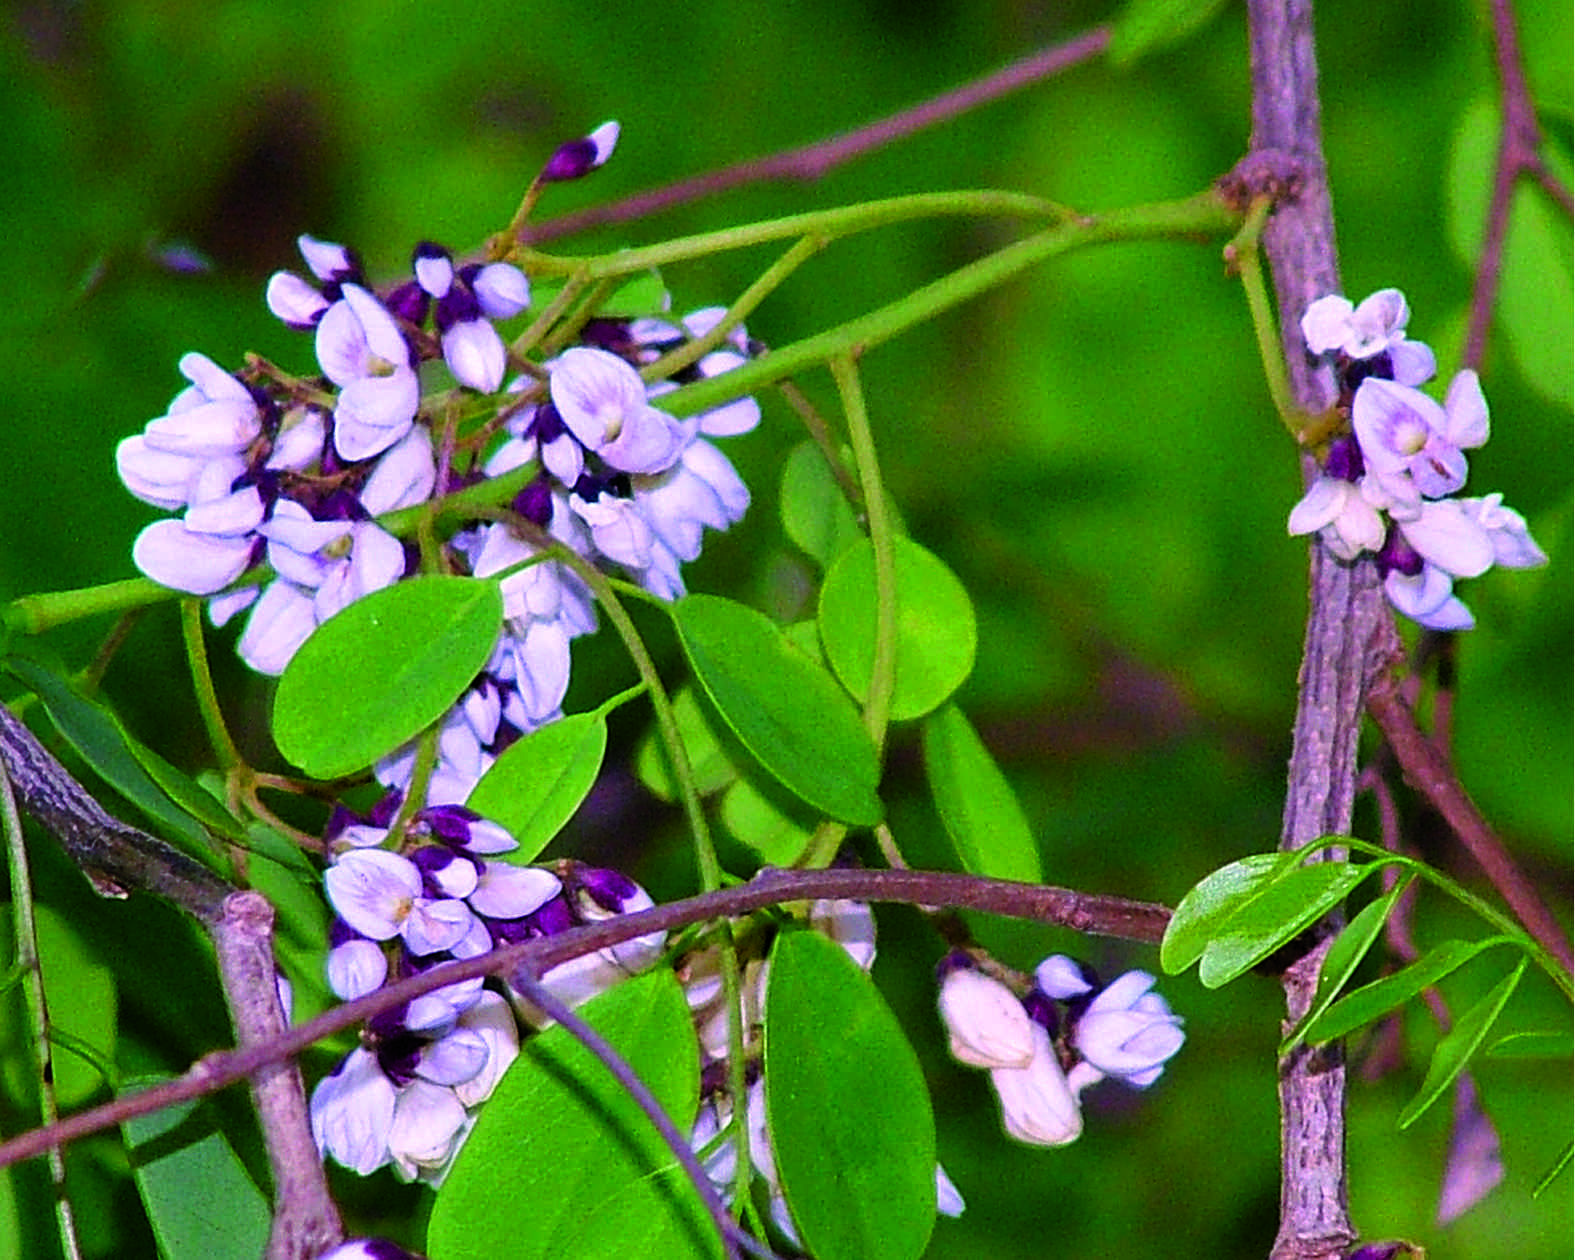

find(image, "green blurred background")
[0,0,1568,1257]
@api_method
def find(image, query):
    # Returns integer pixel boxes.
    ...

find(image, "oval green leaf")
[1198,861,1370,988]
[467,712,607,862]
[780,440,864,570]
[766,929,936,1260]
[720,776,817,866]
[273,575,502,778]
[921,703,1042,883]
[123,1082,271,1260]
[1303,936,1519,1045]
[1160,852,1285,974]
[1399,956,1528,1129]
[818,537,977,723]
[1281,877,1411,1054]
[634,685,741,803]
[674,595,882,825]
[427,970,715,1260]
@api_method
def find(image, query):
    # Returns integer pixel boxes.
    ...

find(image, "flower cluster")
[311,794,667,1183]
[1289,289,1545,629]
[936,951,1184,1147]
[117,122,760,809]
[686,902,965,1246]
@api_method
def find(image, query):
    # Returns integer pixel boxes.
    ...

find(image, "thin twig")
[1366,679,1573,975]
[1463,0,1573,369]
[519,28,1112,245]
[0,866,1170,1170]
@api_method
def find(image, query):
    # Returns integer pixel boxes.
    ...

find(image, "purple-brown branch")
[1463,0,1574,370]
[1245,0,1398,1255]
[0,866,1169,1171]
[1366,679,1574,974]
[519,28,1111,245]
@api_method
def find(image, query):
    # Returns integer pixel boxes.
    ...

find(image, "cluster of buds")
[686,902,965,1245]
[1289,289,1545,629]
[312,792,665,1182]
[936,951,1184,1147]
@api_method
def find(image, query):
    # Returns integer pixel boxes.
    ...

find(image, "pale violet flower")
[1383,496,1496,581]
[1071,969,1185,1088]
[550,346,686,474]
[1034,954,1096,1000]
[1461,494,1547,569]
[938,965,1035,1070]
[467,861,561,920]
[316,284,421,462]
[311,1047,396,1176]
[326,932,388,1001]
[1385,564,1475,631]
[236,579,317,675]
[989,1021,1084,1147]
[471,263,531,319]
[324,848,476,955]
[541,120,620,182]
[386,1079,469,1183]
[140,352,263,459]
[1287,474,1388,561]
[1301,289,1435,385]
[1353,371,1489,502]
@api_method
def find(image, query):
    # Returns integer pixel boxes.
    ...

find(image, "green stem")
[639,235,826,385]
[656,188,1240,421]
[180,598,242,773]
[830,355,897,757]
[1312,836,1573,1000]
[1,761,84,1259]
[4,577,170,637]
[1228,195,1307,438]
[519,188,1071,280]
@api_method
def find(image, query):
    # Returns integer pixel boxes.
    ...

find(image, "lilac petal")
[1400,500,1494,578]
[144,397,261,458]
[472,263,530,319]
[133,520,254,595]
[310,1047,395,1175]
[326,849,422,941]
[184,484,265,536]
[443,319,507,393]
[1035,955,1095,1000]
[237,580,318,675]
[1441,369,1490,449]
[266,407,327,472]
[298,234,356,283]
[1437,1074,1504,1225]
[1385,567,1475,630]
[401,898,477,956]
[327,938,389,1000]
[116,436,202,509]
[469,862,561,919]
[1300,294,1355,354]
[333,368,421,462]
[413,243,454,298]
[387,1080,468,1181]
[207,586,259,628]
[362,427,436,514]
[267,271,330,329]
[414,1029,489,1086]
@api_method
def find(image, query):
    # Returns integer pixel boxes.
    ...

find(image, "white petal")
[989,1024,1083,1147]
[311,1047,395,1175]
[472,264,530,319]
[237,580,317,675]
[327,938,388,1000]
[325,849,422,941]
[1400,500,1495,578]
[468,863,561,920]
[266,271,329,328]
[1299,294,1355,354]
[938,968,1035,1069]
[443,320,507,394]
[1441,369,1490,449]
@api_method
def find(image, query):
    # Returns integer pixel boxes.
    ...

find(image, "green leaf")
[1198,862,1370,988]
[633,685,741,803]
[1445,99,1574,408]
[273,575,502,778]
[1281,878,1411,1054]
[818,537,977,722]
[780,440,864,570]
[0,903,116,1109]
[427,970,716,1260]
[1399,956,1528,1129]
[123,1081,272,1260]
[3,654,228,862]
[1304,936,1520,1045]
[1160,852,1285,974]
[766,929,936,1260]
[921,703,1042,883]
[673,594,883,825]
[1484,1028,1574,1059]
[719,775,816,866]
[467,711,607,862]
[1109,0,1231,65]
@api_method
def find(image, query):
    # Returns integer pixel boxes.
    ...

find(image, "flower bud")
[937,964,1035,1070]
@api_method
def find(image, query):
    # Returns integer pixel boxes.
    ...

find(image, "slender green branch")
[656,189,1240,421]
[516,189,1070,280]
[1227,194,1308,437]
[179,598,242,774]
[1,760,83,1259]
[4,578,169,637]
[640,234,826,384]
[830,356,897,756]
